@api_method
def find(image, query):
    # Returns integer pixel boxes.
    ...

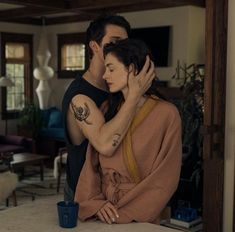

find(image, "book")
[170,217,202,228]
[161,220,203,232]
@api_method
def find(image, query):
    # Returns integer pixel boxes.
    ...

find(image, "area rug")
[0,166,65,210]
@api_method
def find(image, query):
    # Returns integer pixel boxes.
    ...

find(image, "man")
[62,14,155,201]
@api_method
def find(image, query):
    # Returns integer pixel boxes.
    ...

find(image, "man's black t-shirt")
[62,76,108,192]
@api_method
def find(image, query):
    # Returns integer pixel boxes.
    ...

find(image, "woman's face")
[103,53,129,95]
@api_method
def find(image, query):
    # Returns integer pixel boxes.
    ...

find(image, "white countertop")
[0,195,178,232]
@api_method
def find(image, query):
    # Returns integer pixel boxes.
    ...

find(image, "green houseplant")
[171,63,204,211]
[17,103,43,138]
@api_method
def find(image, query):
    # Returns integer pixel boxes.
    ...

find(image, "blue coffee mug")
[57,201,79,228]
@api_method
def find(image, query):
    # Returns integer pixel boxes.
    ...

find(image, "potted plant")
[171,63,204,212]
[17,103,43,138]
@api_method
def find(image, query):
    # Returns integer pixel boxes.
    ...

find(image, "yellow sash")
[122,96,157,183]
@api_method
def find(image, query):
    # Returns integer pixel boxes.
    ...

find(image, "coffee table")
[10,153,49,181]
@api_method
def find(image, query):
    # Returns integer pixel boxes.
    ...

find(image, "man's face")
[98,24,128,60]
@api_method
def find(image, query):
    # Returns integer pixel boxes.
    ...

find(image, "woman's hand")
[127,56,156,101]
[96,202,119,224]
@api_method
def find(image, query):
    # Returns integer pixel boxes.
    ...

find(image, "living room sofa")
[0,135,34,154]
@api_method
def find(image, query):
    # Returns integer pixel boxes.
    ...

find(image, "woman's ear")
[89,41,99,54]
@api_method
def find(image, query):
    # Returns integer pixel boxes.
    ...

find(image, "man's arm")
[70,57,155,156]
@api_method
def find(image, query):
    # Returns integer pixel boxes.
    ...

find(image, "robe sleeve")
[74,145,108,221]
[115,107,182,224]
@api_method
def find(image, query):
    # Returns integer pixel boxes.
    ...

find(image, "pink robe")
[74,99,182,223]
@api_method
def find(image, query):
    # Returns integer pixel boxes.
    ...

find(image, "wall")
[223,0,235,230]
[187,6,205,64]
[0,22,41,134]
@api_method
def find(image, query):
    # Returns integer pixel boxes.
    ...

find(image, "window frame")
[0,32,33,120]
[57,32,89,79]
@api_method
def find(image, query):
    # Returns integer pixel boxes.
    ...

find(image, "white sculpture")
[33,28,54,109]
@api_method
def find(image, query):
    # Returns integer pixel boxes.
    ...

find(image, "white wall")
[223,0,235,231]
[187,7,205,64]
[0,22,40,134]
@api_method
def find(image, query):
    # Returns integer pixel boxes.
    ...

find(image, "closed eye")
[106,63,115,72]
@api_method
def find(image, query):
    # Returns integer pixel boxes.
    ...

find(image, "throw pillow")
[48,109,62,128]
[40,108,51,127]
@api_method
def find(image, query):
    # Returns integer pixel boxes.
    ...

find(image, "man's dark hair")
[86,14,131,59]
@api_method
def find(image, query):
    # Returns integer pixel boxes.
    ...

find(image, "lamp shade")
[0,76,14,87]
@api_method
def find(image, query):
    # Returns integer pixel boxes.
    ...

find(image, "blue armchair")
[36,107,65,159]
[39,107,65,141]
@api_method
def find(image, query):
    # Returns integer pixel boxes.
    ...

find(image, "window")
[57,33,88,78]
[61,44,86,71]
[0,33,33,119]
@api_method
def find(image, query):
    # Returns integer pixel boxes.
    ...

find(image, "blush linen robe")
[74,99,182,224]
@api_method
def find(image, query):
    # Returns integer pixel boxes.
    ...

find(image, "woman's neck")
[135,96,147,111]
[122,86,147,109]
[122,91,147,111]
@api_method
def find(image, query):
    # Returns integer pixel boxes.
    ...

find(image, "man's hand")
[96,202,119,224]
[127,56,156,101]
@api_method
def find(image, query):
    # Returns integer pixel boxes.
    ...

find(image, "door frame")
[203,0,228,231]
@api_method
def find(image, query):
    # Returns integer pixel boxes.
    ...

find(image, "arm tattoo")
[112,133,121,147]
[71,101,92,125]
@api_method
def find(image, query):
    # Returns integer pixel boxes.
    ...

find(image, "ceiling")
[0,0,205,25]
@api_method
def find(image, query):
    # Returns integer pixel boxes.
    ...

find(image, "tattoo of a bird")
[71,102,92,125]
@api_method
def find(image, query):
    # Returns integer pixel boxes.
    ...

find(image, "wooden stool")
[54,147,67,193]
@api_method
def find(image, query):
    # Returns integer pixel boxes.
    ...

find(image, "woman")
[74,39,182,224]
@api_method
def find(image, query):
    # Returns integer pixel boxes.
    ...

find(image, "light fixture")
[0,76,14,135]
[33,16,54,110]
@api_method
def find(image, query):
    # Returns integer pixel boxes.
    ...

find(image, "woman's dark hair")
[86,14,131,59]
[103,38,164,121]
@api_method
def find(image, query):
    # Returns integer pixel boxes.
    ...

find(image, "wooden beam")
[0,6,62,20]
[2,17,44,25]
[46,12,97,25]
[45,0,206,25]
[0,0,205,10]
[0,0,205,25]
[45,14,97,25]
[84,1,203,15]
[0,0,66,9]
[69,0,205,10]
